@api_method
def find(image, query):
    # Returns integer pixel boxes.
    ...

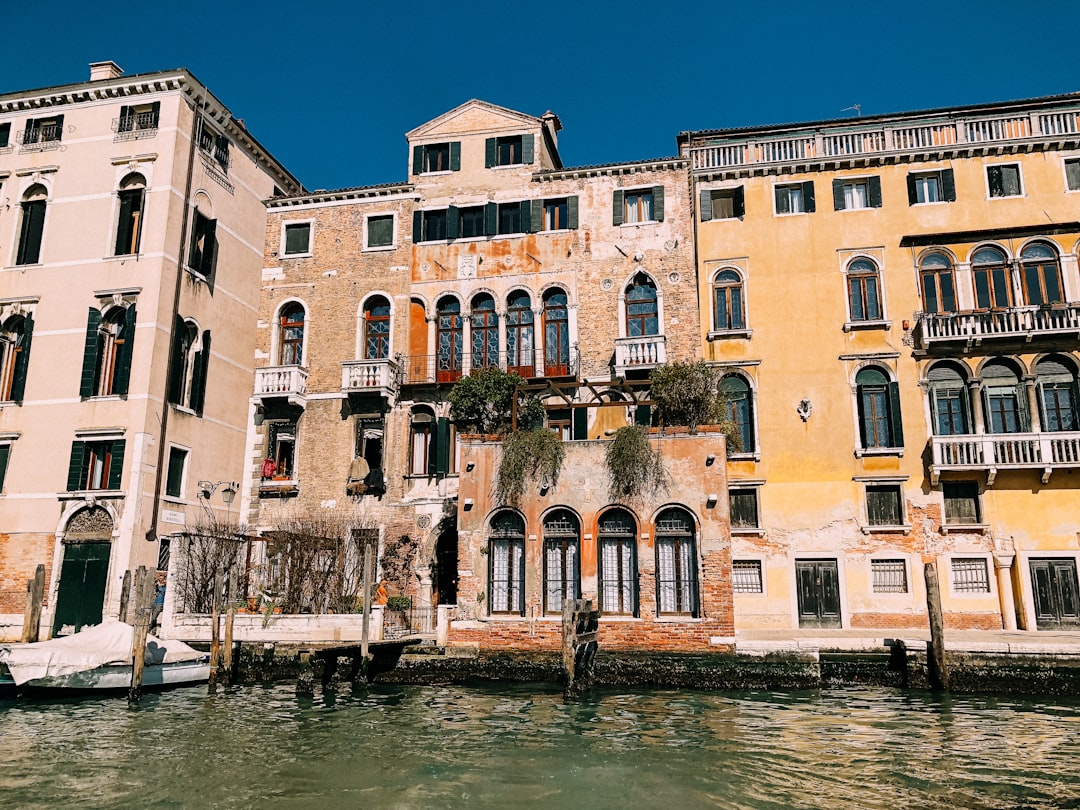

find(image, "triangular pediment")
[406,99,541,142]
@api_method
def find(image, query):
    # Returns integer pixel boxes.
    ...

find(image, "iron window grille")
[951,558,991,593]
[871,559,908,593]
[732,560,763,594]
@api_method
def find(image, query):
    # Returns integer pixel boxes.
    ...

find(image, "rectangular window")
[16,199,46,266]
[496,135,523,166]
[413,142,459,174]
[624,189,654,224]
[700,187,746,221]
[117,102,160,135]
[198,126,229,171]
[732,560,763,594]
[908,169,956,204]
[189,211,218,281]
[0,443,10,492]
[457,206,485,239]
[866,484,903,527]
[23,115,64,145]
[729,488,760,529]
[265,420,297,481]
[497,202,524,235]
[872,559,908,593]
[68,439,126,491]
[115,187,145,256]
[943,481,981,525]
[350,416,385,494]
[283,222,311,256]
[987,164,1022,198]
[165,446,188,498]
[544,198,569,231]
[419,210,447,242]
[845,181,869,209]
[1066,158,1080,192]
[951,557,991,593]
[775,181,815,214]
[366,215,394,248]
[0,122,10,148]
[832,177,882,211]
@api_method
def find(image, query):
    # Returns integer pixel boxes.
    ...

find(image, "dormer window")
[413,142,460,174]
[485,134,535,167]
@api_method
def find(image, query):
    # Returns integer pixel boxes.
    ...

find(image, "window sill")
[415,170,454,177]
[60,489,125,500]
[940,522,989,534]
[259,480,298,498]
[855,447,904,458]
[103,253,142,262]
[538,228,574,235]
[727,451,760,462]
[7,263,43,270]
[619,221,659,228]
[362,244,397,253]
[170,404,198,417]
[83,395,124,403]
[490,233,527,241]
[843,319,891,332]
[654,615,702,623]
[281,252,313,260]
[731,527,765,536]
[910,201,951,207]
[986,194,1025,201]
[773,212,809,217]
[837,206,880,213]
[489,163,528,171]
[860,524,912,535]
[708,329,752,340]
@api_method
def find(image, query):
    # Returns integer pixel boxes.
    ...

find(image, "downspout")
[145,93,203,543]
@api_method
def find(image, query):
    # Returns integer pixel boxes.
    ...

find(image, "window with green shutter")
[729,488,760,529]
[114,174,146,256]
[366,215,394,248]
[1,313,33,403]
[189,210,218,285]
[487,134,532,167]
[0,443,10,492]
[16,189,47,265]
[165,446,188,498]
[282,222,311,256]
[987,164,1022,198]
[414,142,459,174]
[866,484,903,527]
[943,481,981,525]
[68,438,126,491]
[0,122,10,148]
[1066,159,1080,192]
[701,187,744,221]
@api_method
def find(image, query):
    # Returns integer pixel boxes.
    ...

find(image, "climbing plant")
[605,425,668,502]
[448,367,545,435]
[495,428,566,507]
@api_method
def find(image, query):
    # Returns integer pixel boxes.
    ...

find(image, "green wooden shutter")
[485,202,498,236]
[635,404,652,426]
[79,308,102,398]
[832,179,846,211]
[857,388,870,447]
[572,407,588,440]
[652,186,665,221]
[519,200,531,232]
[987,166,1003,197]
[449,141,461,171]
[1066,161,1080,190]
[118,105,132,132]
[522,134,534,164]
[567,195,579,229]
[25,118,39,143]
[114,305,136,397]
[868,176,883,208]
[17,200,46,265]
[150,101,160,125]
[190,330,211,415]
[941,169,956,201]
[612,190,624,226]
[435,417,451,478]
[699,189,713,222]
[530,199,543,233]
[107,439,126,490]
[446,206,460,240]
[413,145,424,174]
[53,114,64,141]
[887,381,904,447]
[67,441,86,491]
[167,315,186,405]
[803,181,816,212]
[485,138,496,168]
[906,174,918,205]
[412,211,423,242]
[201,219,218,285]
[10,313,33,403]
[733,186,745,217]
[0,444,9,492]
[115,191,134,255]
[775,186,789,214]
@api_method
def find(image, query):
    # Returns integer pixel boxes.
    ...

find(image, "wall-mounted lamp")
[463,498,474,511]
[465,461,475,472]
[706,493,718,508]
[705,454,716,466]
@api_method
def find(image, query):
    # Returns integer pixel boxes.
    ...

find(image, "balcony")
[112,112,160,142]
[930,432,1080,484]
[614,335,667,376]
[254,365,308,407]
[398,348,580,386]
[913,304,1080,352]
[341,358,399,404]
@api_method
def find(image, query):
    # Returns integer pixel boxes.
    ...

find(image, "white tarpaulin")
[0,621,205,686]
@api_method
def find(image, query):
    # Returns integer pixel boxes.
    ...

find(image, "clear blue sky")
[4,1,1078,191]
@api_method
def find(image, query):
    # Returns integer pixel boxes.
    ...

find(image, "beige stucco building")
[0,62,300,640]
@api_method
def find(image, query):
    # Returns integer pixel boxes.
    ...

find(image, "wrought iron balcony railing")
[614,335,667,376]
[112,112,160,141]
[17,124,62,151]
[914,304,1080,349]
[929,432,1080,484]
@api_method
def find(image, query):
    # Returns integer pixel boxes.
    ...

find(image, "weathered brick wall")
[0,532,55,614]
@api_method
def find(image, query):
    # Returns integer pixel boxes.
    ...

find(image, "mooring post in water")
[209,565,223,692]
[562,598,599,699]
[117,569,132,624]
[128,566,153,705]
[361,541,373,669]
[924,562,950,691]
[21,564,45,643]
[223,566,237,685]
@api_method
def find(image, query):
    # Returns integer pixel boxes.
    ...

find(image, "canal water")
[2,684,1079,809]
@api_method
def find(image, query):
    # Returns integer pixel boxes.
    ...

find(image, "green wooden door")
[52,542,111,636]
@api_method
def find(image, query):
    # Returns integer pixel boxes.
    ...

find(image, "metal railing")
[17,124,62,151]
[254,365,308,397]
[914,304,1080,347]
[688,108,1080,171]
[614,335,667,374]
[112,111,160,141]
[398,348,580,385]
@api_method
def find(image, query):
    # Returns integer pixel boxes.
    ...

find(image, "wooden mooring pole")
[209,565,223,693]
[21,564,45,643]
[223,566,237,685]
[561,598,599,699]
[128,566,153,705]
[924,562,950,691]
[361,542,373,666]
[117,570,132,624]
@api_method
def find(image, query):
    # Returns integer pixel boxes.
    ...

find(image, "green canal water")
[2,683,1079,809]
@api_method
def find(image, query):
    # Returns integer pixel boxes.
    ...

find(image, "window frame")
[700,186,745,221]
[870,558,909,594]
[654,508,699,617]
[844,257,887,328]
[774,181,816,216]
[494,135,524,167]
[863,483,907,530]
[907,169,956,205]
[277,302,306,367]
[542,509,582,615]
[488,511,527,616]
[114,175,146,257]
[361,295,392,361]
[0,312,33,404]
[949,556,992,595]
[854,366,904,454]
[15,185,48,266]
[732,559,765,594]
[942,481,983,527]
[281,220,313,258]
[986,162,1024,199]
[919,252,958,315]
[68,437,126,492]
[721,373,757,458]
[711,268,748,336]
[729,486,761,531]
[1064,157,1080,193]
[416,208,448,243]
[264,419,298,483]
[363,213,396,251]
[164,445,189,499]
[832,176,882,212]
[187,208,218,283]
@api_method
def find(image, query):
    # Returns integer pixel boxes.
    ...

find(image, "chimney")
[89,61,124,82]
[541,111,562,149]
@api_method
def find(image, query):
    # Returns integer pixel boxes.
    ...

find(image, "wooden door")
[795,559,841,628]
[1030,558,1080,629]
[52,541,111,636]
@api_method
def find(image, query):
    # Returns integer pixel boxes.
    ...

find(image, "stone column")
[426,316,437,383]
[969,379,985,434]
[496,308,507,370]
[993,553,1017,630]
[1023,375,1042,432]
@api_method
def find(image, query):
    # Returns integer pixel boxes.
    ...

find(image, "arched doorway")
[433,524,458,606]
[52,506,114,636]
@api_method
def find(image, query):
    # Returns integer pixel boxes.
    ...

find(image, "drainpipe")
[145,93,202,545]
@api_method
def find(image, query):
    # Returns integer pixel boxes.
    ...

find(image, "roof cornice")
[267,182,416,208]
[534,157,688,181]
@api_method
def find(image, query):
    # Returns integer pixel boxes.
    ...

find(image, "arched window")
[436,297,462,383]
[625,274,658,337]
[598,508,637,616]
[927,363,970,435]
[543,509,581,613]
[847,258,882,321]
[506,291,534,377]
[720,374,754,454]
[0,314,33,403]
[543,288,570,377]
[115,173,146,256]
[972,247,1013,309]
[16,184,47,266]
[80,305,136,398]
[409,406,435,476]
[1036,356,1079,432]
[488,510,526,615]
[655,508,698,616]
[278,303,305,366]
[712,269,746,331]
[920,253,957,314]
[1020,243,1064,306]
[362,296,391,360]
[982,360,1026,434]
[470,293,498,370]
[856,366,903,448]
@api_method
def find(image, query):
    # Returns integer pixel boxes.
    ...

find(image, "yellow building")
[680,94,1080,632]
